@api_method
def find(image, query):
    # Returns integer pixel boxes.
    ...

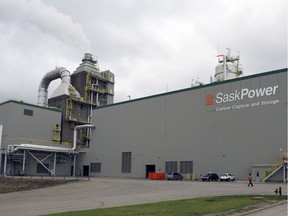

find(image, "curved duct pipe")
[38,67,70,107]
[73,124,95,151]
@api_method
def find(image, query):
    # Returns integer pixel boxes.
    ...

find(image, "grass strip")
[44,195,287,216]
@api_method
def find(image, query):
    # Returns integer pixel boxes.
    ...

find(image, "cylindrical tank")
[215,62,238,81]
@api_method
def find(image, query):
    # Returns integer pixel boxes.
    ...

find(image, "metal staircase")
[261,151,287,182]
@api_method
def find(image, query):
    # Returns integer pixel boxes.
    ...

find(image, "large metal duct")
[37,67,71,107]
[7,124,95,153]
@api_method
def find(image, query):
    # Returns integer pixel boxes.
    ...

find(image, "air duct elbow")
[37,67,70,107]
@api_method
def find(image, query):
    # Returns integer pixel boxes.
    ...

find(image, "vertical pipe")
[72,124,95,151]
[22,150,26,174]
[223,54,227,81]
[284,164,286,183]
[73,154,76,177]
[95,80,99,106]
[0,124,2,173]
[54,153,57,176]
[4,150,7,175]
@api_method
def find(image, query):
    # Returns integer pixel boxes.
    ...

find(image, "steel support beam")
[22,150,26,174]
[4,151,7,175]
[27,151,53,175]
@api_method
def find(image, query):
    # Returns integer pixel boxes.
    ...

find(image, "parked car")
[201,172,219,181]
[167,172,184,180]
[220,173,235,181]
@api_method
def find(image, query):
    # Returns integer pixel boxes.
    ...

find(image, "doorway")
[82,165,89,176]
[145,165,155,178]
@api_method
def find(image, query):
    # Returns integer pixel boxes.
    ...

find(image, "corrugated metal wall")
[86,70,287,180]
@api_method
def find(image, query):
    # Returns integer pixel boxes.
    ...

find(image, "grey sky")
[0,0,287,104]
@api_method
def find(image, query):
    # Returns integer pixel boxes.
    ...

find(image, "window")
[180,161,193,173]
[122,152,132,173]
[24,109,33,116]
[90,163,101,173]
[165,161,178,173]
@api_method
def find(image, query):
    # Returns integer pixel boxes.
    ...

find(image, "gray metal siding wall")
[87,97,167,177]
[0,102,62,148]
[87,71,287,180]
[0,103,10,148]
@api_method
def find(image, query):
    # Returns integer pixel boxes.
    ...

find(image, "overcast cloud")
[0,0,287,104]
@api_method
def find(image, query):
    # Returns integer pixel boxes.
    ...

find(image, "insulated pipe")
[72,124,95,177]
[8,125,94,153]
[72,124,95,151]
[38,67,70,107]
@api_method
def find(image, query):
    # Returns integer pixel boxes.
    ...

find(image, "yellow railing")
[69,85,79,99]
[84,72,92,102]
[91,71,115,83]
[261,151,288,181]
[52,125,61,142]
[66,98,73,120]
[89,86,114,95]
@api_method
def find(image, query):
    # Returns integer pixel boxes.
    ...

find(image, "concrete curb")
[233,200,287,216]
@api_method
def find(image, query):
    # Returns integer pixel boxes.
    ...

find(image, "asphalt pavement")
[0,178,286,216]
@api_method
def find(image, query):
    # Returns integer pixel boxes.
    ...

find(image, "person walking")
[248,173,253,187]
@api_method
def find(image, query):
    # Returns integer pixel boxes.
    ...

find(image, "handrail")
[260,151,288,181]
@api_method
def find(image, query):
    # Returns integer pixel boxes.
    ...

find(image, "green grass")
[44,195,287,216]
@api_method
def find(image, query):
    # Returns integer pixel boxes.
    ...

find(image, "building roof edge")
[96,68,287,110]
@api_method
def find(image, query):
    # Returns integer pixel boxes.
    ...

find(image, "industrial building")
[0,52,287,182]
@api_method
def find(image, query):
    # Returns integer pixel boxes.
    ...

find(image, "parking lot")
[0,178,286,216]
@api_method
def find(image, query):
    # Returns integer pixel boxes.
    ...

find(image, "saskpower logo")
[206,85,279,105]
[206,95,214,105]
